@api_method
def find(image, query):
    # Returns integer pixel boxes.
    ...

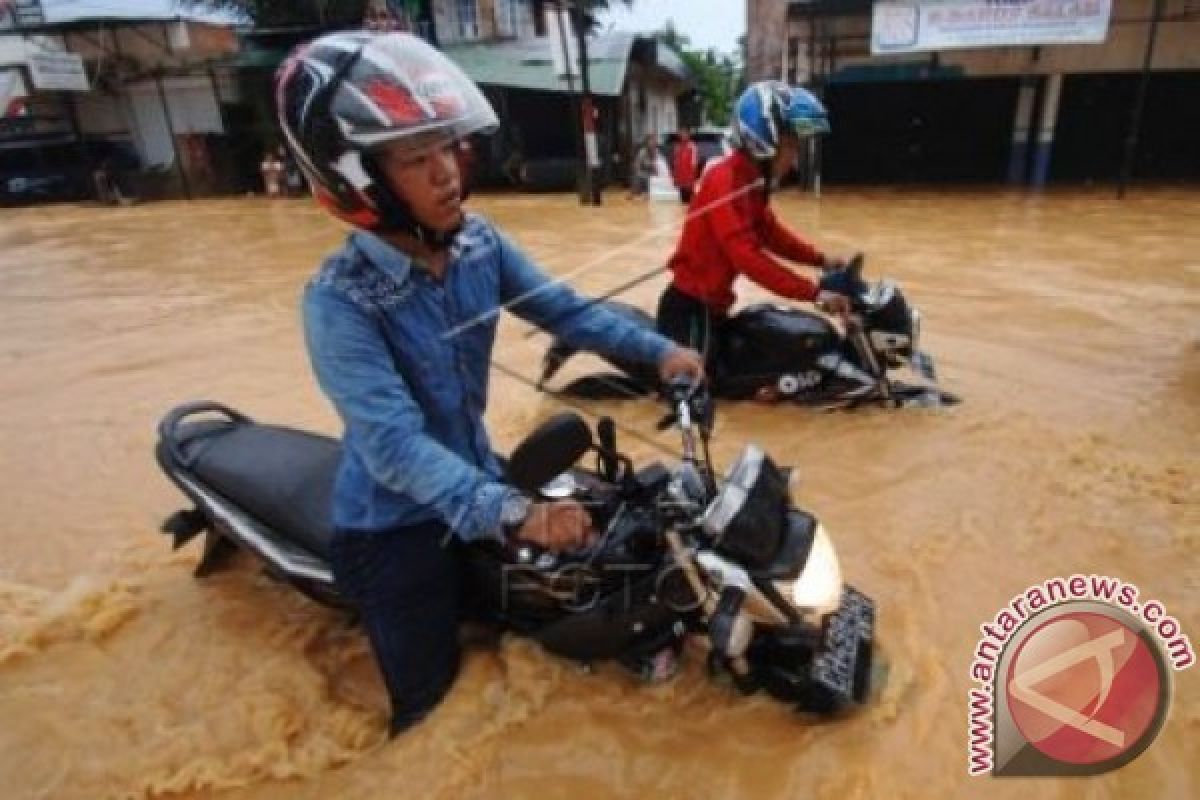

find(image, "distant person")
[656,82,852,375]
[92,157,121,205]
[628,133,658,200]
[671,129,698,204]
[280,145,305,196]
[260,149,284,197]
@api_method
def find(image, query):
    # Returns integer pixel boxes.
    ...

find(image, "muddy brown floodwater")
[0,188,1196,799]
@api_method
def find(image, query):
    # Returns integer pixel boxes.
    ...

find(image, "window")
[457,0,479,40]
[533,0,547,36]
[496,0,521,37]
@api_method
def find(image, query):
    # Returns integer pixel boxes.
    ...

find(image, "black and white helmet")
[276,31,498,239]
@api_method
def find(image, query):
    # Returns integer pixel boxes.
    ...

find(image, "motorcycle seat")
[170,418,341,560]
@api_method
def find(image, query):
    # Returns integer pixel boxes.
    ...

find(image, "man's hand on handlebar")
[512,500,595,552]
[816,290,852,315]
[658,346,705,385]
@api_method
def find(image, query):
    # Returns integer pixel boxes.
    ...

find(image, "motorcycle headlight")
[788,523,842,616]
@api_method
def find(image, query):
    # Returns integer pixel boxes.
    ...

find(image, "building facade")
[0,1,240,202]
[425,0,692,188]
[747,0,1200,185]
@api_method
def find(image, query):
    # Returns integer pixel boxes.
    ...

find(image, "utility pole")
[1118,0,1165,198]
[551,5,588,204]
[568,1,600,205]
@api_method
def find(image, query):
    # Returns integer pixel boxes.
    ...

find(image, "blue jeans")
[330,521,468,735]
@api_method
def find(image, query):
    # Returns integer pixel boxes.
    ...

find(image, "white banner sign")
[28,50,89,91]
[871,0,1112,54]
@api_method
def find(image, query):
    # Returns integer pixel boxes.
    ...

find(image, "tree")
[656,20,743,127]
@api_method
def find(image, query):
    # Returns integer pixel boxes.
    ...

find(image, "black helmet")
[275,31,498,244]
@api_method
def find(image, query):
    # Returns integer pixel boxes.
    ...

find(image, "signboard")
[0,0,45,30]
[871,0,1113,54]
[28,51,89,91]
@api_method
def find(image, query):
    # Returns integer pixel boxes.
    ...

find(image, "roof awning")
[14,0,244,32]
[442,33,637,96]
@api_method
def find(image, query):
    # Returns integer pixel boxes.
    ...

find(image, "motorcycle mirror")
[847,252,865,277]
[596,417,620,481]
[663,377,715,428]
[508,412,593,494]
[666,374,697,399]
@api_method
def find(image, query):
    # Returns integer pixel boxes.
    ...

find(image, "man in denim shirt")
[279,33,703,734]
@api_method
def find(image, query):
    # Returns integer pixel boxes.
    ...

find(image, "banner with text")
[871,0,1112,54]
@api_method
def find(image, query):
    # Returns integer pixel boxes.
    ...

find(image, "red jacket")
[667,150,824,314]
[671,139,698,189]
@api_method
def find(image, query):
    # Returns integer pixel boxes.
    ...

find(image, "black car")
[0,138,139,206]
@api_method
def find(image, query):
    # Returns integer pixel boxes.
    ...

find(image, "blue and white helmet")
[730,81,830,161]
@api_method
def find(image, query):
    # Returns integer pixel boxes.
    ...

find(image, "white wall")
[0,35,27,65]
[123,76,222,167]
[0,33,68,66]
[630,75,680,140]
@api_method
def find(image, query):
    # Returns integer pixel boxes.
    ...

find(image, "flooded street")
[0,188,1196,799]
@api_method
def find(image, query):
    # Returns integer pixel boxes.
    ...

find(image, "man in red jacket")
[657,83,850,373]
[671,129,698,204]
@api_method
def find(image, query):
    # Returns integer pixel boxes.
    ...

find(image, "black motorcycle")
[538,255,958,409]
[155,383,876,713]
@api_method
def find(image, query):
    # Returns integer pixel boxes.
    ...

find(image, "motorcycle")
[155,382,876,713]
[538,255,958,409]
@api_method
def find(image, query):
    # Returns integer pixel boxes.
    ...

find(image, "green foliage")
[656,20,743,127]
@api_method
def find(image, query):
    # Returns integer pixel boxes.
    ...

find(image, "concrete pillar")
[1031,73,1062,188]
[1006,78,1037,184]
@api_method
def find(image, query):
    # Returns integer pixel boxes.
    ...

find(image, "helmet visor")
[330,33,499,155]
[790,116,830,137]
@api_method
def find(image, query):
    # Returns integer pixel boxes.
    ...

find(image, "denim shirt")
[303,214,673,541]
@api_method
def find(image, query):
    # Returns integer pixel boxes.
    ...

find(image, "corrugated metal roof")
[442,33,636,96]
[40,0,244,26]
[654,41,690,81]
